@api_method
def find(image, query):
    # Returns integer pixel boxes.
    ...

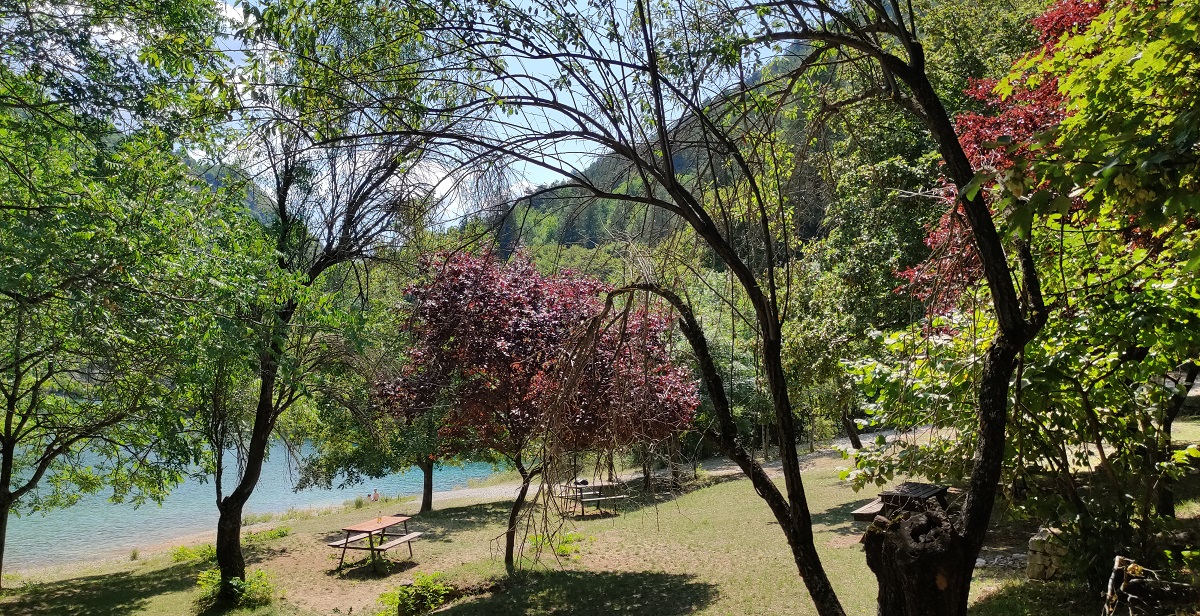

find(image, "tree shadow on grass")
[417,501,515,541]
[969,579,1093,616]
[0,562,202,616]
[329,555,418,580]
[811,498,877,537]
[442,569,718,616]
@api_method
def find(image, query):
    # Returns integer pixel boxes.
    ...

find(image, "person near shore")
[371,489,380,502]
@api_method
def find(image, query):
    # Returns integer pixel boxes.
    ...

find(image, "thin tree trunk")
[505,461,536,574]
[215,324,291,599]
[0,497,9,590]
[417,457,434,514]
[841,411,863,450]
[615,285,847,616]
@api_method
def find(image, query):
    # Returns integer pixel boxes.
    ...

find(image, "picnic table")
[327,514,422,569]
[560,480,628,515]
[851,481,949,522]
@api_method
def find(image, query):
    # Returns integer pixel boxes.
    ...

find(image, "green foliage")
[244,527,290,545]
[1014,0,1200,229]
[849,216,1200,584]
[376,572,454,616]
[171,544,217,563]
[195,568,274,611]
[529,532,587,558]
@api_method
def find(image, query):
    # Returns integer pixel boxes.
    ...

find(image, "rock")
[975,558,987,568]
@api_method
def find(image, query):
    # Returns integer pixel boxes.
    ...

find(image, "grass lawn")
[4,446,1188,616]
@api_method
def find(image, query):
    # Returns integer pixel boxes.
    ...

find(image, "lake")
[5,443,498,571]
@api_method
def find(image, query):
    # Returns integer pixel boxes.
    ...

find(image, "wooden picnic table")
[881,481,949,510]
[851,481,949,522]
[327,515,422,569]
[560,480,628,515]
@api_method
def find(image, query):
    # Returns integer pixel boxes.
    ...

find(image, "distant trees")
[377,252,696,573]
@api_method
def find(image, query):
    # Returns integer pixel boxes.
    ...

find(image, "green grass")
[0,453,1127,615]
[1176,417,1200,445]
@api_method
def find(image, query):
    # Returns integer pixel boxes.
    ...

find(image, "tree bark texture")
[863,511,969,616]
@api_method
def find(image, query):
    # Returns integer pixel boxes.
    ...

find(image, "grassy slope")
[4,423,1199,615]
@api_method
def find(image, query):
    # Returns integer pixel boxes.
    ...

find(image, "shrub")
[170,543,216,563]
[129,549,139,561]
[529,532,587,558]
[376,572,454,616]
[196,568,274,611]
[244,526,291,545]
[242,512,274,525]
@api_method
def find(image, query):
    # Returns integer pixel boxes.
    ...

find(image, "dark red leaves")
[376,251,697,461]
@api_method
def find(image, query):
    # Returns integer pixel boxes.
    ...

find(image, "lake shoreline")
[7,479,525,577]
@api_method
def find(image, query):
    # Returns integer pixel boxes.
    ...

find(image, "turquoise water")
[6,443,497,571]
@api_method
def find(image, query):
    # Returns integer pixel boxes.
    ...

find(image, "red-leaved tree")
[377,252,696,572]
[896,0,1106,314]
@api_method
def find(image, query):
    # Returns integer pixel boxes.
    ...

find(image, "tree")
[0,0,232,585]
[850,0,1200,589]
[379,251,696,573]
[366,0,1051,611]
[0,113,240,584]
[194,0,484,596]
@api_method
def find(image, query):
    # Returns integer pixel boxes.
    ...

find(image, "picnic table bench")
[852,481,949,522]
[328,514,422,569]
[560,481,629,515]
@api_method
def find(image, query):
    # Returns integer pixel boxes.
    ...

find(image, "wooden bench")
[580,494,629,505]
[326,533,371,548]
[851,498,884,522]
[376,531,423,559]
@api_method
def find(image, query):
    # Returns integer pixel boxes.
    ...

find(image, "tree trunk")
[215,325,291,598]
[0,497,9,590]
[875,49,1046,616]
[863,510,970,616]
[417,457,434,514]
[841,411,863,450]
[618,285,847,616]
[215,498,246,600]
[505,461,537,574]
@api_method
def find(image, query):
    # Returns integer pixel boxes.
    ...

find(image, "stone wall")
[1026,527,1068,580]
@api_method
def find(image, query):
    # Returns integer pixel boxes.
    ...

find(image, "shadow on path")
[443,569,718,616]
